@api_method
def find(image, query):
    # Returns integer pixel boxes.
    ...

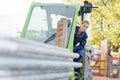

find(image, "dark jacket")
[73,26,88,53]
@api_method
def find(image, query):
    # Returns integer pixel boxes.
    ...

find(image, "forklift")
[21,1,96,80]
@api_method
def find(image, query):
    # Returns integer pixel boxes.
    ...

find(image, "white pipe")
[0,40,79,58]
[0,37,69,51]
[0,57,82,68]
[0,69,72,76]
[0,52,72,62]
[0,72,73,80]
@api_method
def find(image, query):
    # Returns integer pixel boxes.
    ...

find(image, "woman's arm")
[73,33,88,52]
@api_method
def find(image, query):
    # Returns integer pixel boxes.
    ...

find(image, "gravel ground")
[92,75,120,80]
[92,69,120,80]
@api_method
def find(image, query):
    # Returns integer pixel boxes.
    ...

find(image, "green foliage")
[64,0,120,51]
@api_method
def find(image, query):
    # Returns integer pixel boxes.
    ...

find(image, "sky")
[0,0,63,37]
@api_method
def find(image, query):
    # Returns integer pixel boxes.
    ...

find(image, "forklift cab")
[21,3,78,50]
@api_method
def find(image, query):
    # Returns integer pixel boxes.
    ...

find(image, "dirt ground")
[92,69,120,80]
[92,73,120,80]
[92,75,120,80]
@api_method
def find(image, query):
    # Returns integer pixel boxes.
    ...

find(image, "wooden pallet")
[91,40,109,76]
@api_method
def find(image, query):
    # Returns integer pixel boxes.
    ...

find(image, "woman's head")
[80,20,89,32]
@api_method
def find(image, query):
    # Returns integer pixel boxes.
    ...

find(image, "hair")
[81,20,89,25]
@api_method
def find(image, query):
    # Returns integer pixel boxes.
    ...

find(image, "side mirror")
[84,1,92,13]
[79,1,98,16]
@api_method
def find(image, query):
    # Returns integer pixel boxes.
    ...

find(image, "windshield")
[24,4,75,47]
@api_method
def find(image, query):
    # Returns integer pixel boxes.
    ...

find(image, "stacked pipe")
[0,37,82,80]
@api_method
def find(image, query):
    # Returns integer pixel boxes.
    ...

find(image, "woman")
[73,20,89,80]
